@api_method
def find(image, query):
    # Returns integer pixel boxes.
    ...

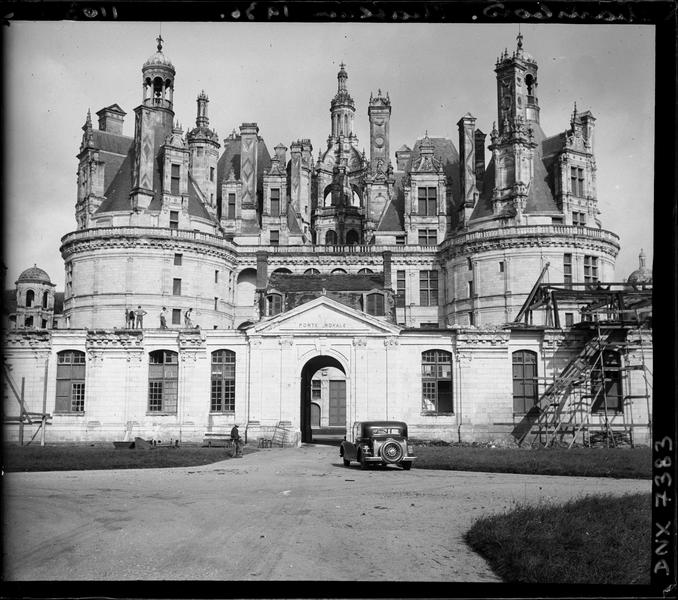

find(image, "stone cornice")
[60,227,237,263]
[440,225,620,259]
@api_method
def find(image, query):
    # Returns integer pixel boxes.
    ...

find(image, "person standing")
[230,424,242,458]
[135,305,147,328]
[184,308,193,328]
[160,306,168,329]
[127,309,136,329]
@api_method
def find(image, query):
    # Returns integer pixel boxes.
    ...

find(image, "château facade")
[4,35,651,447]
[61,34,619,330]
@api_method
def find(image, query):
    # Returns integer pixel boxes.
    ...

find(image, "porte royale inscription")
[297,321,349,329]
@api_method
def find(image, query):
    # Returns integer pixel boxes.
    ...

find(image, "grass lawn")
[3,442,651,479]
[413,445,651,479]
[2,443,249,472]
[465,492,650,584]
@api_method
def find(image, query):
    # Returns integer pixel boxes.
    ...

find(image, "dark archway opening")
[300,355,346,445]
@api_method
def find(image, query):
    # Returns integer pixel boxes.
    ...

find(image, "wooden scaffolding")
[511,279,652,448]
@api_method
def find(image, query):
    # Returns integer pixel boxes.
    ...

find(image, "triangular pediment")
[249,296,401,336]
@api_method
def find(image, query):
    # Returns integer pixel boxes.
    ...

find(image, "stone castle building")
[3,35,651,446]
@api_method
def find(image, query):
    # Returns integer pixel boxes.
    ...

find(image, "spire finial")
[156,34,164,52]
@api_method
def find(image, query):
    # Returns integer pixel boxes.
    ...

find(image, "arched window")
[326,230,337,245]
[358,268,373,274]
[272,268,292,275]
[421,350,453,414]
[211,350,236,413]
[525,73,535,97]
[346,230,360,245]
[331,268,347,274]
[266,293,283,316]
[512,350,538,414]
[42,291,49,309]
[365,292,385,316]
[304,268,320,275]
[56,350,86,413]
[591,350,622,413]
[148,350,178,413]
[25,290,35,307]
[24,316,34,328]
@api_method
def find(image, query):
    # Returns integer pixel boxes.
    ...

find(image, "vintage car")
[340,421,415,469]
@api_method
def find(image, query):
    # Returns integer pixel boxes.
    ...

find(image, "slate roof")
[216,134,272,204]
[470,123,561,220]
[377,172,405,231]
[525,124,560,214]
[267,273,384,292]
[95,127,215,222]
[376,138,459,232]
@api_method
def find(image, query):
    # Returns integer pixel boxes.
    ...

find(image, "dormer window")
[570,167,584,197]
[266,293,282,316]
[418,187,437,216]
[170,164,180,195]
[365,292,385,316]
[270,188,280,216]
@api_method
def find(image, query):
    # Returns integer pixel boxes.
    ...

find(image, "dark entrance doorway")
[300,355,346,444]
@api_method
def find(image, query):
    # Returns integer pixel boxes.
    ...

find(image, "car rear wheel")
[381,440,404,464]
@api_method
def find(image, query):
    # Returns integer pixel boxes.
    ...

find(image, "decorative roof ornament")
[81,108,95,149]
[627,248,652,285]
[157,34,164,52]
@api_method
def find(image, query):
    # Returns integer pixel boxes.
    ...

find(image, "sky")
[3,21,654,289]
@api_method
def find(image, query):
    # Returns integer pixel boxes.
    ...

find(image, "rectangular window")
[172,309,181,325]
[227,193,236,219]
[418,229,437,245]
[468,280,474,298]
[211,350,235,412]
[174,253,183,266]
[169,210,179,229]
[366,293,385,316]
[591,351,622,413]
[563,253,572,287]
[171,164,180,195]
[173,278,182,296]
[572,211,586,226]
[395,235,405,246]
[214,270,219,283]
[417,187,437,216]
[210,167,215,182]
[270,188,280,216]
[421,350,453,414]
[270,230,280,246]
[499,261,505,273]
[311,379,321,401]
[396,270,406,308]
[584,255,599,283]
[214,297,219,311]
[419,270,438,306]
[578,168,585,197]
[565,312,574,327]
[148,381,164,411]
[468,312,475,326]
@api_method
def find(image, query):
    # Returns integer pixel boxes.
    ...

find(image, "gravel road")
[3,444,649,581]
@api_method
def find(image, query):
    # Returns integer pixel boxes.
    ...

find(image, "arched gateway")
[299,355,346,443]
